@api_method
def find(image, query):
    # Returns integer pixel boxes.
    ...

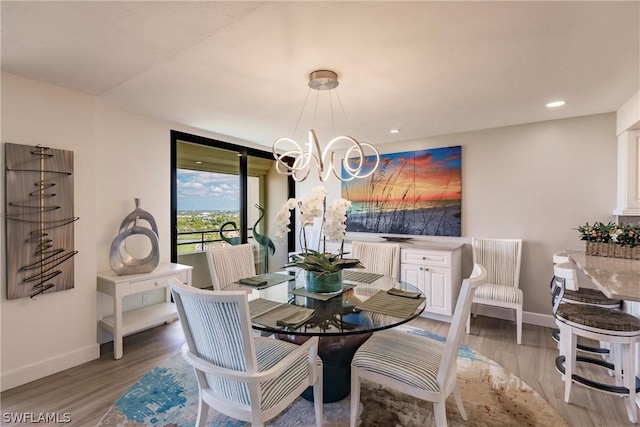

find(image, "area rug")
[98,326,568,426]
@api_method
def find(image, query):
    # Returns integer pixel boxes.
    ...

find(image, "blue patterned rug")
[98,326,567,426]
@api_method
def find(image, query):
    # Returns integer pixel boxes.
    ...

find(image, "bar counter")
[568,251,640,302]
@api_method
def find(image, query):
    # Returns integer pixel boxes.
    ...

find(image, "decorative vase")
[305,270,343,293]
[110,198,159,275]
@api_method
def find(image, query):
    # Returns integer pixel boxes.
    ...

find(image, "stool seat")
[556,304,640,334]
[563,288,622,307]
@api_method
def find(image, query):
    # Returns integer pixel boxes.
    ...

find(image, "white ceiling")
[2,1,639,148]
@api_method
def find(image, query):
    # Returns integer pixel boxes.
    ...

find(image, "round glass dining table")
[244,270,426,403]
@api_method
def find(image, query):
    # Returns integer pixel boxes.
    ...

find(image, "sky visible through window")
[177,169,239,211]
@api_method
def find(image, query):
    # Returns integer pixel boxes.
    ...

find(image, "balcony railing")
[177,227,254,251]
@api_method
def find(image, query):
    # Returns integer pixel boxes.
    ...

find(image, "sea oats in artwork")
[342,146,462,237]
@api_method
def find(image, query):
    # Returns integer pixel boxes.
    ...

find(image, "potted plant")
[273,186,363,292]
[576,221,640,259]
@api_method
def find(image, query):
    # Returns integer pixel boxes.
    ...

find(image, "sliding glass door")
[170,131,292,279]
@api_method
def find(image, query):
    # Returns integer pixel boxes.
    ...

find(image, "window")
[170,131,293,275]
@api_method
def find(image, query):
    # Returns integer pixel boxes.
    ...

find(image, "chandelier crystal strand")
[272,69,380,182]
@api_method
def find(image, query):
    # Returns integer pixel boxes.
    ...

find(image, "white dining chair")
[168,278,323,427]
[206,243,256,290]
[466,237,523,344]
[350,241,401,280]
[350,264,487,427]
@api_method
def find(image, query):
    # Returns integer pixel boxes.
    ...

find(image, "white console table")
[97,263,192,359]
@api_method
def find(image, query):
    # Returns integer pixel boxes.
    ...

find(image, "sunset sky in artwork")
[342,146,461,204]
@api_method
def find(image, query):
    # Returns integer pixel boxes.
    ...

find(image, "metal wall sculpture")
[109,198,159,275]
[5,143,79,299]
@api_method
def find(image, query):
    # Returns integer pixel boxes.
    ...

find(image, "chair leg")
[433,400,448,427]
[613,343,624,387]
[196,398,209,427]
[516,306,522,345]
[623,343,638,424]
[314,364,323,427]
[350,368,361,427]
[563,327,577,403]
[465,313,471,335]
[452,384,467,421]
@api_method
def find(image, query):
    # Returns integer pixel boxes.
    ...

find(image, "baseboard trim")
[471,304,557,329]
[1,344,100,392]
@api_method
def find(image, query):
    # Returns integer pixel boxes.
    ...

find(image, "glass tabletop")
[244,269,426,337]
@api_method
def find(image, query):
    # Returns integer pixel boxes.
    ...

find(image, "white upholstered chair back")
[471,237,522,289]
[170,280,258,403]
[168,278,324,426]
[206,243,256,290]
[467,237,523,344]
[349,264,486,427]
[351,241,401,279]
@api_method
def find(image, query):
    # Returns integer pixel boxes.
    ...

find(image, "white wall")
[1,73,264,390]
[1,73,99,390]
[320,113,617,320]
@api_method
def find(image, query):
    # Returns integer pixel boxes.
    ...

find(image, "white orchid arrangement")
[273,186,363,274]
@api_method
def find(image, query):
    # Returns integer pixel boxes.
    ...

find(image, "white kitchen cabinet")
[615,130,640,216]
[400,246,462,320]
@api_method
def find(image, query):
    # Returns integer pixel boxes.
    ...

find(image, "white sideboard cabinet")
[400,244,462,320]
[97,263,193,359]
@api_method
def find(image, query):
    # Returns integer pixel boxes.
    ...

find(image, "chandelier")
[272,70,380,182]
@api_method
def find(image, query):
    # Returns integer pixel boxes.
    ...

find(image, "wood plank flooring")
[1,316,634,426]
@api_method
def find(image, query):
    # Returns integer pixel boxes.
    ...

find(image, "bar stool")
[550,252,622,357]
[553,262,640,423]
[551,252,621,309]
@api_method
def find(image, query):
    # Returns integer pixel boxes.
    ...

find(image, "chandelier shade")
[272,70,380,182]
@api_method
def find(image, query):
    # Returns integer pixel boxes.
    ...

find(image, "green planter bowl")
[305,270,343,293]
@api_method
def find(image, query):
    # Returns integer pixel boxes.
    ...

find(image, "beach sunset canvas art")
[341,146,461,236]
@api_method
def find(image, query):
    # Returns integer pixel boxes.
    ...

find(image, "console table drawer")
[129,278,165,294]
[402,249,451,267]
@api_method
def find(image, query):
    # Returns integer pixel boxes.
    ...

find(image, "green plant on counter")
[576,221,640,247]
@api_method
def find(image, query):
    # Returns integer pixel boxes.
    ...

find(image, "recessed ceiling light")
[195,161,202,164]
[546,100,566,108]
[390,129,400,134]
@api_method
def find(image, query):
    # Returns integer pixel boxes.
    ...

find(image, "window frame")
[170,130,295,263]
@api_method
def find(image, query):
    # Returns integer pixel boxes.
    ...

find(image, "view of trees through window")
[176,168,246,253]
[176,209,241,253]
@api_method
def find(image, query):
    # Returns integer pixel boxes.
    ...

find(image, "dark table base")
[278,332,373,403]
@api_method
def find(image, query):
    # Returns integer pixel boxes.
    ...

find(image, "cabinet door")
[401,263,424,293]
[424,266,452,316]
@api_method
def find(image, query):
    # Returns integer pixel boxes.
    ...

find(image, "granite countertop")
[568,251,640,302]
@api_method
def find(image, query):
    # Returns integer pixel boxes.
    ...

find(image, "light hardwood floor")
[0,315,634,426]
